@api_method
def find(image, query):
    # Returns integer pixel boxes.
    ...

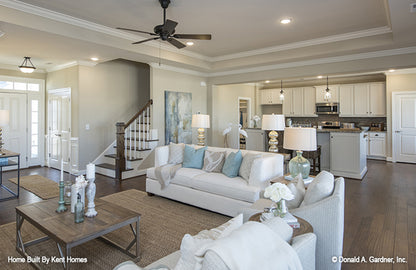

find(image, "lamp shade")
[192,114,210,128]
[283,127,317,151]
[0,110,9,127]
[261,114,285,131]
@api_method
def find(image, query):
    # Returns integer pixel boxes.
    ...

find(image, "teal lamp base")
[289,151,311,179]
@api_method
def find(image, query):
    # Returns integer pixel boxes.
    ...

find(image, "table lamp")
[261,114,285,152]
[192,113,210,146]
[283,127,317,179]
[0,110,10,155]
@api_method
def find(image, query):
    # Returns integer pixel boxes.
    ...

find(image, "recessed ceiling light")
[280,18,292,24]
[186,41,194,46]
[90,57,99,61]
[388,69,395,72]
[265,80,270,83]
[317,75,323,79]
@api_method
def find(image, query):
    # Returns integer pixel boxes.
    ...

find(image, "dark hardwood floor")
[0,160,415,269]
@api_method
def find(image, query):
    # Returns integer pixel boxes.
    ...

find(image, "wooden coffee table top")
[16,198,141,246]
[248,212,313,238]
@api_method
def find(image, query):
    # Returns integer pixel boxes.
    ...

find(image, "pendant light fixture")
[279,80,285,101]
[324,76,331,101]
[18,56,36,73]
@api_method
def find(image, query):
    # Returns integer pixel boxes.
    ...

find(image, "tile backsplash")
[290,115,387,130]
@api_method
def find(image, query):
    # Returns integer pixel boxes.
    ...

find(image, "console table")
[0,150,20,201]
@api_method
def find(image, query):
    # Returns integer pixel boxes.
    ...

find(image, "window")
[0,81,13,89]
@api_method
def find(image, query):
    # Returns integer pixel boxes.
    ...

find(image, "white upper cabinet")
[283,87,317,117]
[353,83,370,116]
[369,83,386,116]
[260,89,282,105]
[315,85,339,103]
[339,84,354,116]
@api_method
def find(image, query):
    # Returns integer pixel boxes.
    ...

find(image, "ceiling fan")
[117,0,212,49]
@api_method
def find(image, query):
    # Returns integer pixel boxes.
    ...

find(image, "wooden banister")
[124,99,153,129]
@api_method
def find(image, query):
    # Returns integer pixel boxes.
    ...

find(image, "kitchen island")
[317,129,367,179]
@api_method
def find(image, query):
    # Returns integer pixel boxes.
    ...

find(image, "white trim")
[148,62,206,77]
[46,60,97,73]
[212,26,392,62]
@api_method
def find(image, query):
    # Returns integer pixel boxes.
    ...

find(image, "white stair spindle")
[134,119,137,159]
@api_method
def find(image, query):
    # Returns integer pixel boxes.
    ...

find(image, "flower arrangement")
[264,182,294,217]
[252,115,260,128]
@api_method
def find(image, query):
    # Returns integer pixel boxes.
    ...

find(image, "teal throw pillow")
[222,150,243,178]
[183,145,207,169]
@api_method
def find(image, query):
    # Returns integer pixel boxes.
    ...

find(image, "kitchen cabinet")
[330,132,367,179]
[283,87,317,117]
[339,82,386,117]
[315,85,339,103]
[368,132,386,158]
[260,89,282,105]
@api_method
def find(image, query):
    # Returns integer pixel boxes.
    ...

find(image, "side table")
[270,173,315,187]
[0,150,20,201]
[248,212,313,238]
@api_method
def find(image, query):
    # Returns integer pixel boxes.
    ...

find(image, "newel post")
[115,122,126,181]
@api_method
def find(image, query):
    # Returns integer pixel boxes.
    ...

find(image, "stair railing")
[115,99,153,181]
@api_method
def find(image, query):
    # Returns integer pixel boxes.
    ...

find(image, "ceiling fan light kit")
[117,0,212,49]
[18,56,36,73]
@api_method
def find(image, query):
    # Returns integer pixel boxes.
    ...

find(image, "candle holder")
[85,177,97,217]
[56,179,67,213]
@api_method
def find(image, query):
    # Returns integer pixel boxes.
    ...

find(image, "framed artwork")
[164,91,192,144]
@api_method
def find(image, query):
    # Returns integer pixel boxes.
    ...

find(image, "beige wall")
[150,67,207,146]
[0,68,46,80]
[211,84,256,147]
[386,72,416,158]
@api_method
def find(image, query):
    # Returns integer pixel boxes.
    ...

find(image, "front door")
[48,88,71,171]
[0,93,27,167]
[393,92,416,163]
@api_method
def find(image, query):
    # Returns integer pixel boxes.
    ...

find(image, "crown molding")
[149,62,207,77]
[46,60,97,73]
[211,26,392,62]
[0,0,210,61]
[207,46,416,77]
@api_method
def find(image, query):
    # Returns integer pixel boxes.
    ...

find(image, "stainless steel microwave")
[315,103,339,114]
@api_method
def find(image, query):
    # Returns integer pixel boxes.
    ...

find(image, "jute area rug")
[9,175,59,199]
[0,189,229,270]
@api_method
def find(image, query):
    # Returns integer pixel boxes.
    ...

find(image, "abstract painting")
[165,91,192,144]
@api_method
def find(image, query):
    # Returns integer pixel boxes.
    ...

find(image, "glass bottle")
[64,180,72,205]
[74,193,84,223]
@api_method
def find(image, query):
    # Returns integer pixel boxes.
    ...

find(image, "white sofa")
[146,145,284,217]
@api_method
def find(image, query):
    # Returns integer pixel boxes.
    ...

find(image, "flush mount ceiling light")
[388,69,396,72]
[317,75,323,79]
[265,80,270,83]
[90,57,99,61]
[324,76,332,100]
[186,41,194,46]
[280,18,292,24]
[18,56,36,73]
[279,80,285,101]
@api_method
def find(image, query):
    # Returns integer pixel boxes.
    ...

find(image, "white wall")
[386,72,416,159]
[150,67,207,146]
[211,84,256,148]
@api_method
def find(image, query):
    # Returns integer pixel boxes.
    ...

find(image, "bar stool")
[303,145,321,175]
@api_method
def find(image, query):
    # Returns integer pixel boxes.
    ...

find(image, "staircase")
[94,100,158,180]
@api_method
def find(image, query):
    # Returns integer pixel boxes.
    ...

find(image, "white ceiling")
[0,0,415,79]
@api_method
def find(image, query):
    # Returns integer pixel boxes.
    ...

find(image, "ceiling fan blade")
[117,27,157,36]
[162,19,178,34]
[167,38,186,49]
[132,37,160,45]
[173,34,212,40]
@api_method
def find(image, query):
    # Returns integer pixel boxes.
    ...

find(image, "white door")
[0,93,28,167]
[393,92,416,163]
[48,89,71,171]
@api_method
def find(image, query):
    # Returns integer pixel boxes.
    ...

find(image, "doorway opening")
[238,97,251,150]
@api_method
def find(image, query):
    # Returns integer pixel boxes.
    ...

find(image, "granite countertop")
[316,128,363,133]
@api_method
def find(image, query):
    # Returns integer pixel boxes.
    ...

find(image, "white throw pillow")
[202,151,226,173]
[174,214,243,270]
[239,153,261,181]
[168,143,185,164]
[302,170,334,205]
[286,174,306,209]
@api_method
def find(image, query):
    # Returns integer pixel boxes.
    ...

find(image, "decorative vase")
[273,200,287,218]
[289,150,311,179]
[85,178,97,217]
[64,180,72,205]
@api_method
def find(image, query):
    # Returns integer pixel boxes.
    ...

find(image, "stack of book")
[282,212,300,229]
[0,158,8,166]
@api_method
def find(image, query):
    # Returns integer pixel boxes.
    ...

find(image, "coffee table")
[16,198,141,270]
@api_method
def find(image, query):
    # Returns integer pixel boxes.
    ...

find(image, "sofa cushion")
[169,168,206,186]
[286,174,306,209]
[186,173,261,203]
[222,150,243,178]
[239,153,261,181]
[183,145,206,169]
[302,170,334,206]
[168,143,185,164]
[174,214,243,270]
[203,150,226,173]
